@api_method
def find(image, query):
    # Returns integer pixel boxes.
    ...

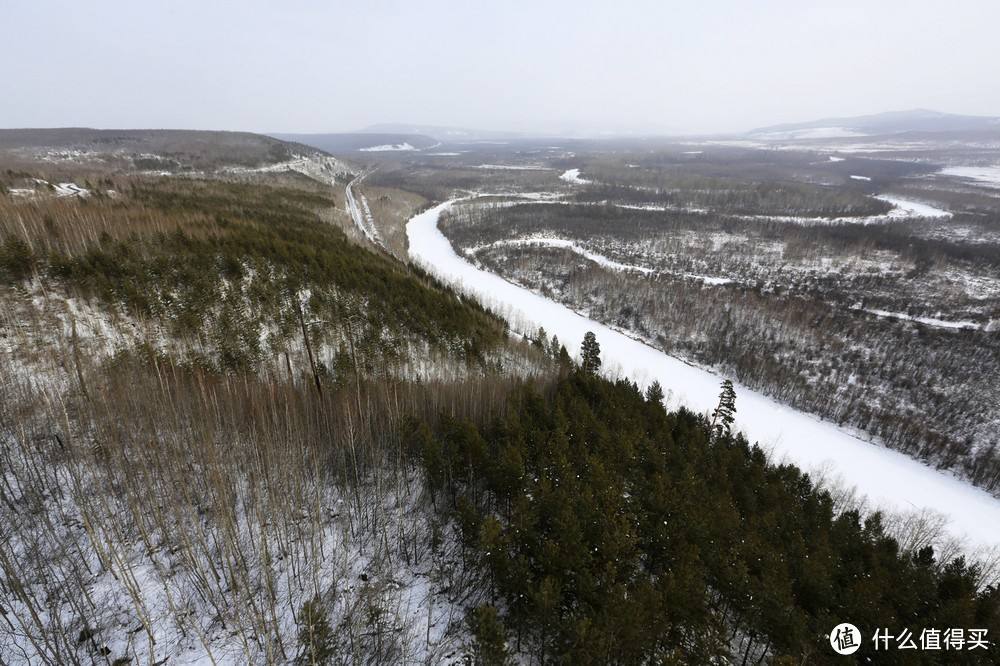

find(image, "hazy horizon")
[4,1,1000,136]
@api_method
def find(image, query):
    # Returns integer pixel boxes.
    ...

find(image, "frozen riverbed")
[407,198,1000,551]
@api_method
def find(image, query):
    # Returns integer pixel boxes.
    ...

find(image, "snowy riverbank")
[407,198,1000,551]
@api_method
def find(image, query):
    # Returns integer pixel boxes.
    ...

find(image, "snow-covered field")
[940,166,1000,189]
[408,198,1000,552]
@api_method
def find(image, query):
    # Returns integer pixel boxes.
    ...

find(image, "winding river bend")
[406,198,1000,551]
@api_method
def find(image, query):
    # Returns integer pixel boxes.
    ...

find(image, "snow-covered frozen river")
[407,198,1000,551]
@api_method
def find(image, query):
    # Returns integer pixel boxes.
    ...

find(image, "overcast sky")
[4,1,999,135]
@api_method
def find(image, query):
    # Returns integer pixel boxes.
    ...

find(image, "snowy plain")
[407,198,1000,552]
[940,166,1000,189]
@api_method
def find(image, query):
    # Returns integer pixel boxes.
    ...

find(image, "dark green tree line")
[407,369,999,663]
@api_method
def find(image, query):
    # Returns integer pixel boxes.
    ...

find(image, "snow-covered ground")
[54,182,90,198]
[874,194,952,219]
[860,308,983,331]
[730,195,951,225]
[475,164,552,171]
[469,238,655,275]
[221,153,348,180]
[467,237,731,285]
[358,142,417,152]
[407,198,1000,552]
[940,166,1000,189]
[559,168,590,184]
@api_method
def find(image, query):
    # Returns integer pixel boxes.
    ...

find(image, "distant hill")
[359,123,522,143]
[271,132,440,153]
[0,128,328,170]
[748,109,1000,140]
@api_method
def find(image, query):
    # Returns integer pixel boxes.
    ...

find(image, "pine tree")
[644,380,664,404]
[296,596,335,665]
[548,334,561,359]
[533,326,548,351]
[710,379,737,439]
[557,345,572,370]
[467,605,510,665]
[580,331,601,375]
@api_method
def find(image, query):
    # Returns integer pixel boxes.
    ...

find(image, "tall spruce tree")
[580,331,601,375]
[548,334,561,359]
[711,379,737,439]
[533,327,548,351]
[644,380,665,403]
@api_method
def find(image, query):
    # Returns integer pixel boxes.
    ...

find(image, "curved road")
[345,171,384,247]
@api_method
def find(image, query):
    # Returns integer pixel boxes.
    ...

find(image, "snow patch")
[475,164,552,171]
[560,168,590,185]
[874,194,952,220]
[861,308,982,331]
[54,182,90,198]
[472,237,656,276]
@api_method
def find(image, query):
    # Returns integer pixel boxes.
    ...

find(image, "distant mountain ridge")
[0,127,332,171]
[749,109,1000,139]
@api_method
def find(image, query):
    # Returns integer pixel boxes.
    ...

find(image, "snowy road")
[407,198,1000,551]
[345,171,385,247]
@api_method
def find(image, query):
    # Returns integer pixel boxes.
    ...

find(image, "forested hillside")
[1,175,516,382]
[2,151,998,663]
[407,368,1000,664]
[444,197,1000,494]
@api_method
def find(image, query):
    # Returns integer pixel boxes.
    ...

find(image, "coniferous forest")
[407,365,999,664]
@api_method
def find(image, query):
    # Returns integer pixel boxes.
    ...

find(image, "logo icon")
[831,623,861,655]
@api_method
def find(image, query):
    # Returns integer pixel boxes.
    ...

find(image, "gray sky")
[4,0,999,135]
